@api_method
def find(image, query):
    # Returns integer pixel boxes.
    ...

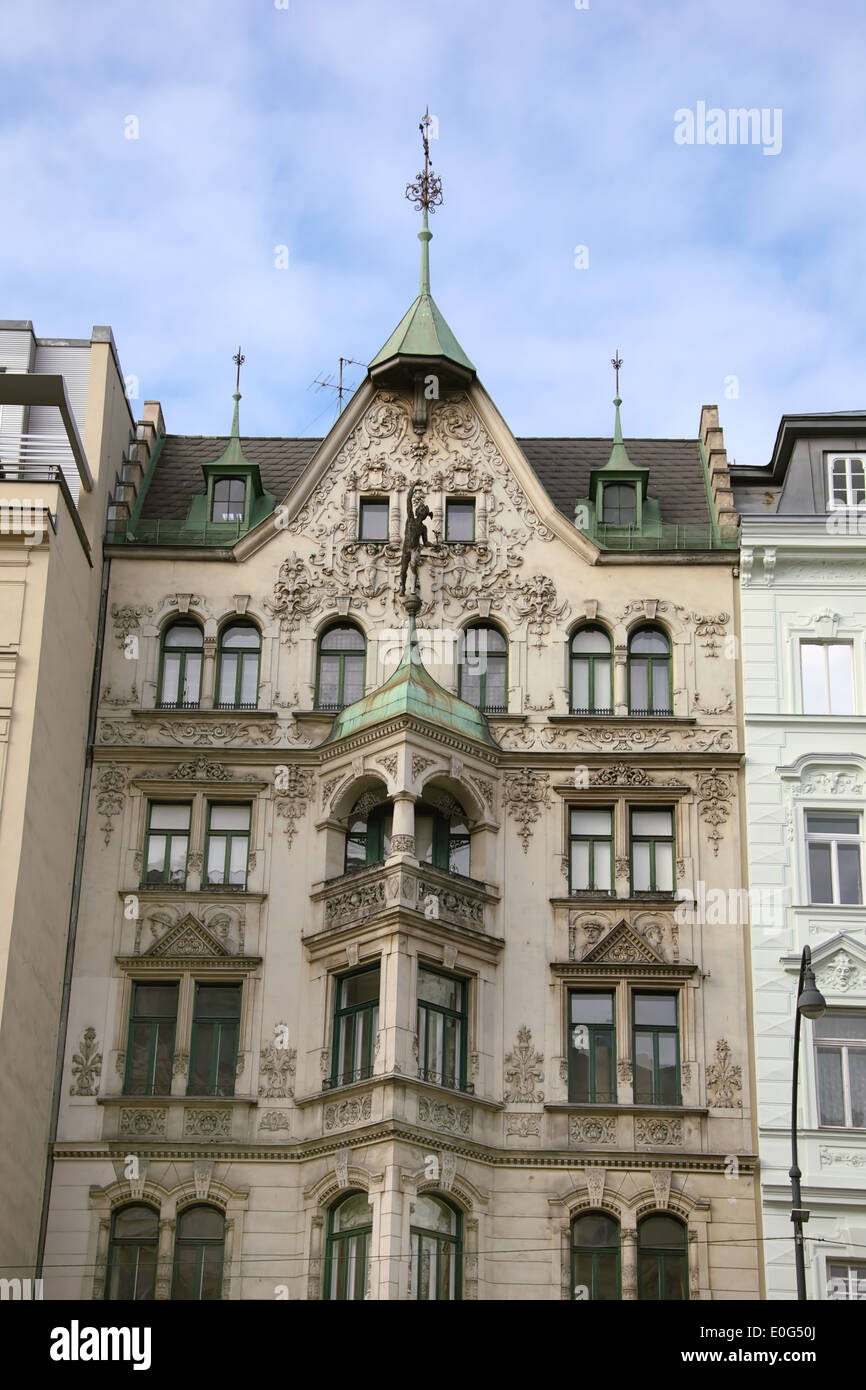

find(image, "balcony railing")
[586,521,737,551]
[106,517,246,546]
[0,433,77,474]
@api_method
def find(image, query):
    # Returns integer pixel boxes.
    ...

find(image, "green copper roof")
[208,391,249,468]
[323,609,497,747]
[368,219,475,374]
[599,397,641,472]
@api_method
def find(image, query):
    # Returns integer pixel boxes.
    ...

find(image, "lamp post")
[790,944,826,1300]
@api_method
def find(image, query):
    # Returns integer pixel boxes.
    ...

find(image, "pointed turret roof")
[368,216,475,378]
[323,598,497,747]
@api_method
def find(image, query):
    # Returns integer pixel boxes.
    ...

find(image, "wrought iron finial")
[611,351,623,398]
[233,345,245,393]
[405,107,443,215]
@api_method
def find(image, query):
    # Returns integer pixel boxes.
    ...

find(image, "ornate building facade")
[41,201,761,1299]
[735,415,866,1300]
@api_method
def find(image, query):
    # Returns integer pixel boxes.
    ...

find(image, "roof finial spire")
[610,350,624,445]
[230,345,245,438]
[405,108,442,296]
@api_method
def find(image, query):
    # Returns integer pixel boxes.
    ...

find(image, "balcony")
[310,859,498,938]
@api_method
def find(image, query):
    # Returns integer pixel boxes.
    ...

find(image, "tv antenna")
[310,357,365,415]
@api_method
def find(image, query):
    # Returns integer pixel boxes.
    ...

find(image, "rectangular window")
[827,1260,866,1300]
[602,483,636,526]
[417,966,467,1091]
[124,982,178,1095]
[633,993,679,1105]
[569,991,616,1103]
[332,966,380,1087]
[815,1011,866,1129]
[806,813,863,905]
[358,498,389,541]
[143,803,191,887]
[205,803,251,889]
[188,982,241,1097]
[569,808,613,892]
[445,499,475,542]
[630,808,675,894]
[800,642,854,715]
[828,455,866,509]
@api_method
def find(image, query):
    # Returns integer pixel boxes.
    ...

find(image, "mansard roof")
[138,432,711,527]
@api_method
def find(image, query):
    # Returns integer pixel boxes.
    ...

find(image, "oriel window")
[417,966,467,1091]
[332,966,380,1087]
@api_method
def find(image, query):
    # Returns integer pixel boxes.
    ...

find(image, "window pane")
[806,813,860,836]
[635,994,676,1027]
[632,810,673,836]
[838,844,863,905]
[343,654,365,703]
[322,625,365,652]
[114,1205,159,1240]
[595,1033,614,1101]
[596,1250,619,1300]
[631,630,669,655]
[573,629,610,654]
[850,1051,866,1128]
[229,837,248,884]
[415,812,434,864]
[359,501,388,540]
[182,654,201,704]
[217,654,237,704]
[485,660,507,709]
[209,805,251,832]
[654,841,674,892]
[449,835,470,876]
[179,1207,224,1240]
[335,1194,373,1231]
[638,1253,660,1300]
[572,809,612,836]
[161,653,180,704]
[418,968,461,1011]
[808,843,833,903]
[341,969,380,1008]
[652,663,670,712]
[571,839,590,889]
[827,645,854,714]
[190,1023,215,1094]
[221,625,259,650]
[641,1216,684,1249]
[594,662,611,710]
[630,662,648,710]
[658,1033,678,1104]
[165,624,203,649]
[168,837,188,881]
[800,644,826,713]
[817,1048,846,1126]
[633,1031,655,1103]
[572,993,614,1025]
[815,1012,866,1040]
[133,984,178,1018]
[150,804,191,831]
[196,985,241,1019]
[632,841,650,891]
[318,654,340,705]
[216,1024,238,1094]
[571,660,589,709]
[240,653,258,704]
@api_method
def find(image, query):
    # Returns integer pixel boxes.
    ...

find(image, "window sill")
[548,714,695,725]
[131,707,278,719]
[544,1102,707,1116]
[99,1094,258,1107]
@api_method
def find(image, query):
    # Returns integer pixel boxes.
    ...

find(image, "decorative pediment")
[808,935,866,999]
[582,920,666,966]
[143,914,232,959]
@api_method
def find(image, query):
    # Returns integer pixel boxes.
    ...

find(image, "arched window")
[316,624,366,711]
[570,627,613,714]
[172,1205,225,1301]
[345,799,393,872]
[571,1212,620,1301]
[216,623,260,709]
[638,1214,688,1301]
[458,624,507,714]
[159,622,203,708]
[105,1204,159,1301]
[211,477,246,524]
[410,1194,462,1300]
[628,627,671,715]
[325,1192,373,1301]
[415,799,470,876]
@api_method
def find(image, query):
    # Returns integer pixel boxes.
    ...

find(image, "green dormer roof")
[182,389,277,539]
[323,602,498,747]
[368,219,475,379]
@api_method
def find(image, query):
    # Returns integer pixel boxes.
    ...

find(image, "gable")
[143,913,231,959]
[582,920,667,966]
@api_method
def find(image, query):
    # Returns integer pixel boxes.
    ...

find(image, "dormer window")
[211,478,246,524]
[359,498,389,541]
[601,483,636,526]
[445,499,475,542]
[828,456,866,510]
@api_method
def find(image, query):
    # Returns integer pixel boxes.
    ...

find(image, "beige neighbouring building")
[41,206,762,1300]
[0,320,136,1281]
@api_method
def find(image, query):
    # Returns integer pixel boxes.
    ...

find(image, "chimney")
[699,404,738,541]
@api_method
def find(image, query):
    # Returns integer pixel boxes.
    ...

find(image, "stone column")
[91,1218,111,1300]
[621,1226,638,1300]
[388,794,416,858]
[373,1164,405,1300]
[200,634,217,709]
[613,640,628,715]
[154,1219,174,1299]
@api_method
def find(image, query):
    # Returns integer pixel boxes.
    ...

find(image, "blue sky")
[1,0,864,465]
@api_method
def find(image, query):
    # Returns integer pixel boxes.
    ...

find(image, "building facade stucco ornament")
[94,765,127,845]
[69,1027,102,1096]
[696,769,734,856]
[706,1039,743,1108]
[275,768,316,846]
[504,1025,544,1102]
[815,951,866,995]
[504,769,550,852]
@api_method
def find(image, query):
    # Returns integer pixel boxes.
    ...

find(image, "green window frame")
[158,622,203,709]
[630,807,675,894]
[344,802,392,873]
[211,477,246,525]
[324,1192,373,1300]
[568,991,616,1103]
[124,981,178,1096]
[637,1214,688,1300]
[569,808,614,893]
[601,483,636,526]
[571,1212,621,1301]
[143,802,190,887]
[316,623,366,711]
[570,626,613,714]
[331,965,380,1087]
[458,624,508,714]
[632,992,680,1105]
[627,627,671,715]
[410,1194,462,1300]
[358,497,389,541]
[416,801,471,876]
[445,498,475,542]
[216,623,260,709]
[105,1205,159,1301]
[417,966,467,1091]
[204,802,251,889]
[188,982,241,1097]
[172,1206,225,1300]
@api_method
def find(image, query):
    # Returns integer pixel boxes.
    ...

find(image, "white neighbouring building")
[734,416,866,1301]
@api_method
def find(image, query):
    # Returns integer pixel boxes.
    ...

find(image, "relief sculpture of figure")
[399,482,432,595]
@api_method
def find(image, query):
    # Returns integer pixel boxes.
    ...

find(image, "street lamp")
[790,944,826,1300]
